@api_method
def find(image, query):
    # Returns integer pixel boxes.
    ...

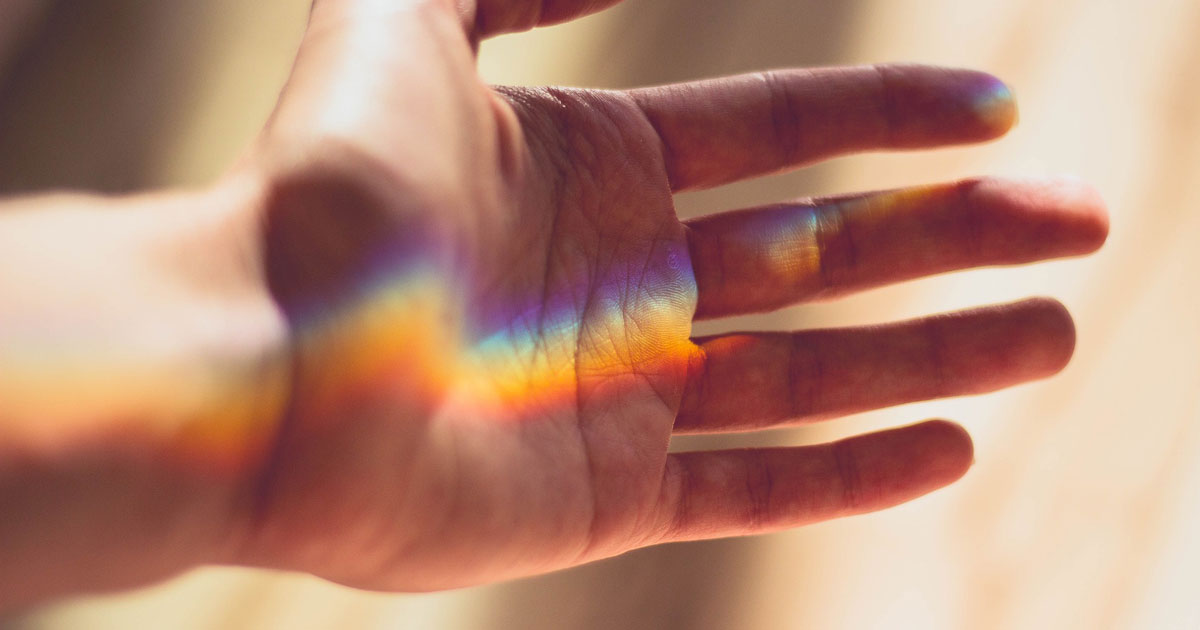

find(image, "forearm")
[0,180,288,608]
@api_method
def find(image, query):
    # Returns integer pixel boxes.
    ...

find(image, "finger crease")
[627,93,682,190]
[870,64,901,146]
[760,71,803,167]
[921,317,953,398]
[663,456,692,542]
[955,178,987,262]
[788,333,821,420]
[815,201,858,292]
[830,440,865,512]
[743,450,776,529]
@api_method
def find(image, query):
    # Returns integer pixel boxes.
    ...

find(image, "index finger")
[628,64,1017,192]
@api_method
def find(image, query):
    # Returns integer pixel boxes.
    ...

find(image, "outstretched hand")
[227,0,1109,591]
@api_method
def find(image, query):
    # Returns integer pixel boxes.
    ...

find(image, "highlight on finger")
[687,176,1109,319]
[651,420,972,544]
[676,298,1075,434]
[628,64,1017,191]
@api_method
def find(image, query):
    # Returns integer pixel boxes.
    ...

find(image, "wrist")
[0,179,291,607]
[220,152,471,577]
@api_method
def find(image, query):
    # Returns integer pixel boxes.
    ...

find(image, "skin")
[0,0,1108,608]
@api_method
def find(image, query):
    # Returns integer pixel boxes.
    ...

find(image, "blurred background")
[1,0,1197,628]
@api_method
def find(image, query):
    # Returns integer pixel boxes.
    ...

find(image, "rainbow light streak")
[0,228,695,472]
[452,239,699,419]
[707,203,826,301]
[0,261,692,476]
[282,181,989,452]
[0,305,289,477]
[741,184,960,292]
[290,235,701,427]
[757,205,824,281]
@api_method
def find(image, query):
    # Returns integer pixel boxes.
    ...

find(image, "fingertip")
[1057,177,1110,254]
[1000,176,1110,252]
[1010,297,1078,377]
[968,176,1110,259]
[913,419,975,480]
[878,64,1017,143]
[863,419,974,502]
[966,72,1018,139]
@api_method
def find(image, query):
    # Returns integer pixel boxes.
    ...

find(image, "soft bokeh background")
[1,0,1197,628]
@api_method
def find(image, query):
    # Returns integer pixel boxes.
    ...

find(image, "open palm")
[237,0,1108,590]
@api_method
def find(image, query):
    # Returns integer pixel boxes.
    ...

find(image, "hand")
[231,0,1110,590]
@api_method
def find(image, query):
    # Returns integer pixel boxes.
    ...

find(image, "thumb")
[470,0,626,37]
[260,0,486,178]
[270,0,627,135]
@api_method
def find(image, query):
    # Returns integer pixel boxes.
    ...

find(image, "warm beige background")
[1,1,1197,628]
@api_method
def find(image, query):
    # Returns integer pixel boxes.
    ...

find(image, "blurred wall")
[2,0,1198,628]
